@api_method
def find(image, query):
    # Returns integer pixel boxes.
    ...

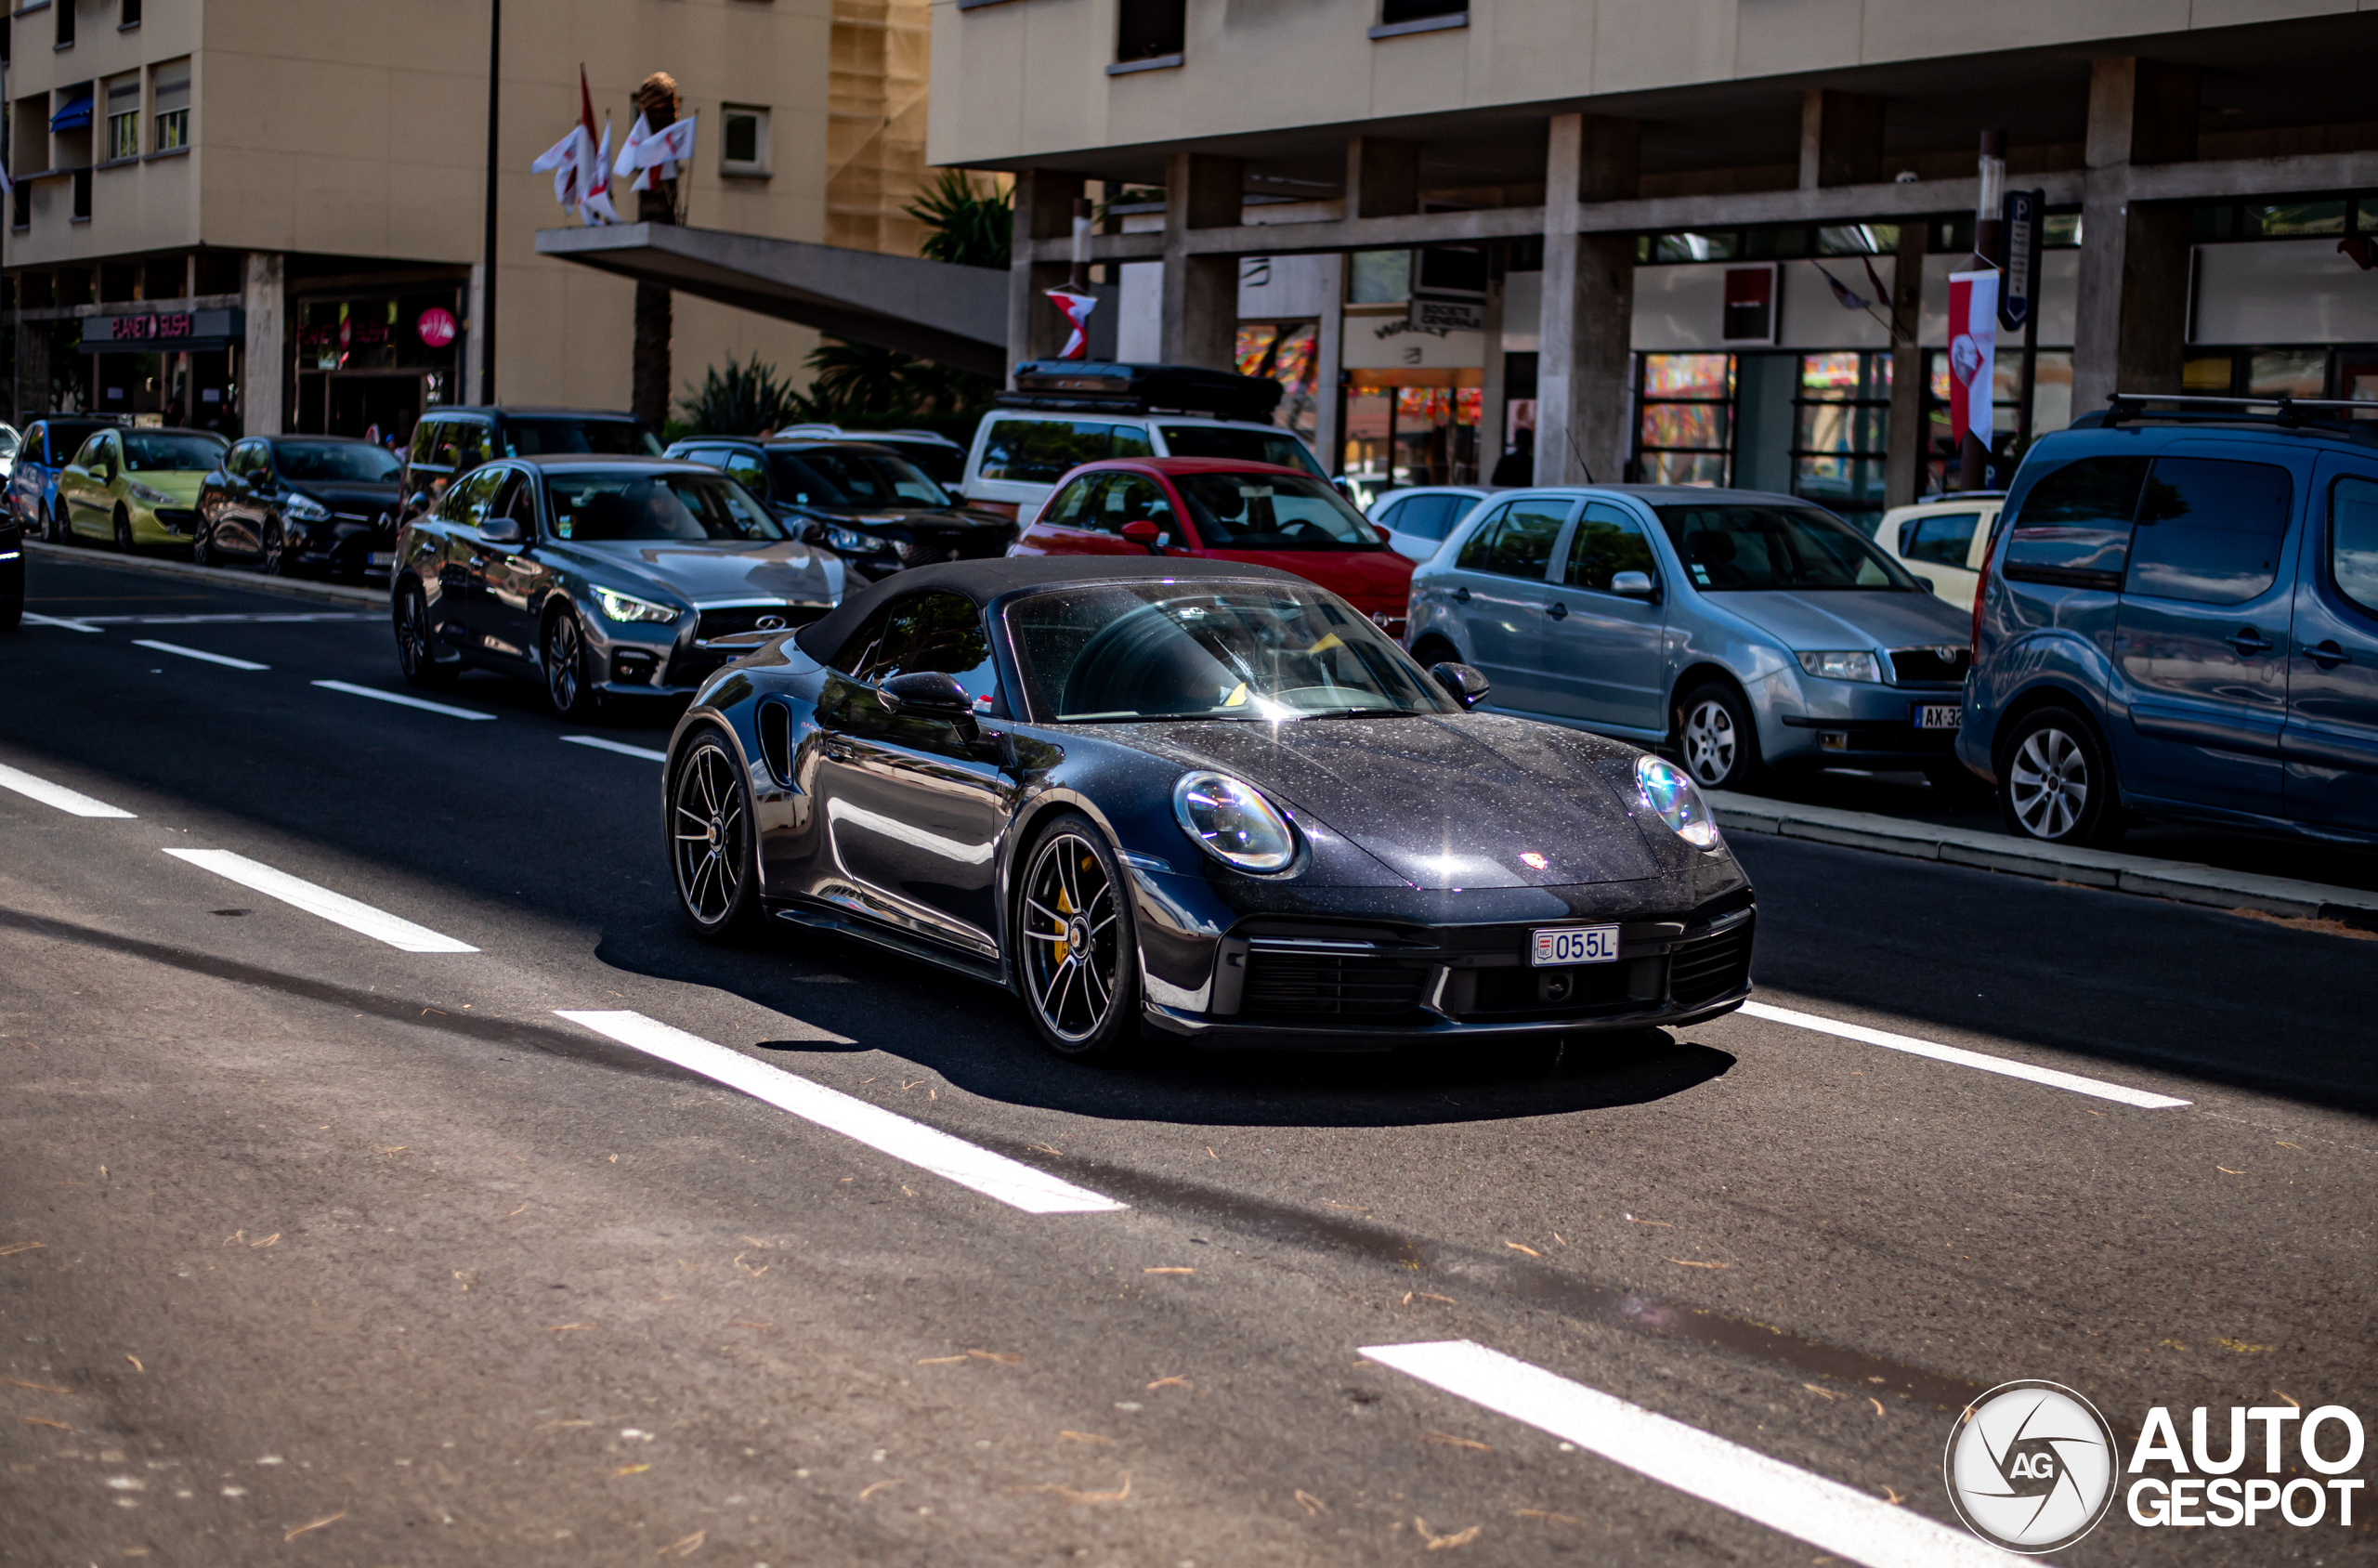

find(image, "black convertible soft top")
[792,555,1309,665]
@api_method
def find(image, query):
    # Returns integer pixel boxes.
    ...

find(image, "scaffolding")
[827,0,931,257]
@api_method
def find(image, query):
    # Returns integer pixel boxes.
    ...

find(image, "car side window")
[442,464,503,525]
[1110,425,1154,460]
[72,433,107,469]
[1405,496,1466,542]
[1093,475,1175,537]
[1564,503,1657,592]
[864,591,1000,700]
[977,420,1117,485]
[410,420,446,469]
[1038,475,1100,529]
[1370,496,1405,531]
[1900,511,1980,568]
[2003,456,2149,591]
[1452,502,1511,568]
[721,451,769,499]
[1457,499,1568,580]
[2123,457,2293,606]
[2332,476,2378,621]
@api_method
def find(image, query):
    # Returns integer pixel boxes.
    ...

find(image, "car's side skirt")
[766,898,1010,990]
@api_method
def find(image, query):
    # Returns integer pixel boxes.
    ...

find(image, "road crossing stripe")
[0,762,137,818]
[311,679,497,721]
[561,735,669,762]
[162,848,478,953]
[21,613,103,633]
[555,1010,1126,1216]
[1360,1340,2018,1568]
[132,639,269,671]
[1740,1000,2189,1109]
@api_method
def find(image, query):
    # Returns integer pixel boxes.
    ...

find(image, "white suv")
[1874,492,2005,610]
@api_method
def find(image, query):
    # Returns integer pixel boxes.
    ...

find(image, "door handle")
[1548,601,1569,621]
[821,739,858,763]
[2306,639,2354,670]
[1452,585,1470,604]
[2229,628,2273,656]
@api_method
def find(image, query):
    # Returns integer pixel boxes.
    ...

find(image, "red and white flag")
[1947,268,1999,447]
[531,124,588,209]
[1044,288,1098,359]
[615,113,654,192]
[629,113,697,176]
[575,70,620,225]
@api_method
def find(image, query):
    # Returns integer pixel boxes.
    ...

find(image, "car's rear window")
[976,420,1154,485]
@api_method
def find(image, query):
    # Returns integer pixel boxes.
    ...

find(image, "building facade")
[2,0,937,441]
[932,0,2378,520]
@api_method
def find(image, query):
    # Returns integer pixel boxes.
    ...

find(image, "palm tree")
[906,170,1012,270]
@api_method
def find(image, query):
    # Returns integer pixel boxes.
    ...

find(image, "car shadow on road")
[591,923,1737,1130]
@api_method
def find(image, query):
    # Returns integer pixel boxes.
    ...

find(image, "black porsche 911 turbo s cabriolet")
[663,556,1756,1061]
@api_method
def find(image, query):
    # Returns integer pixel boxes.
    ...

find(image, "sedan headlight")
[284,492,332,522]
[1796,649,1882,683]
[824,524,883,555]
[128,482,173,506]
[1172,772,1297,872]
[1636,754,1722,850]
[593,586,682,624]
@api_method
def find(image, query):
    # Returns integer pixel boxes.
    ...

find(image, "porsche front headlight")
[1636,753,1722,850]
[1172,772,1296,872]
[594,586,681,624]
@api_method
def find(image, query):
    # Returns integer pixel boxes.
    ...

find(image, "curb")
[22,538,387,608]
[1705,790,2378,927]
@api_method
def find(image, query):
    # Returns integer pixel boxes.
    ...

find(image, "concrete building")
[930,0,2378,522]
[1,0,937,440]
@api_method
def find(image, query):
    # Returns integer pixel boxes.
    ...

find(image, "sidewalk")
[22,539,384,608]
[1707,789,2378,927]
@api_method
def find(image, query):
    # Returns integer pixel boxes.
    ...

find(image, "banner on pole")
[1947,268,1999,447]
[1045,289,1098,360]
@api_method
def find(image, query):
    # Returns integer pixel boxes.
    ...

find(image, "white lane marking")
[83,613,373,624]
[1362,1341,2016,1568]
[561,735,668,762]
[555,1011,1125,1216]
[311,679,497,721]
[22,612,104,633]
[131,639,270,671]
[162,849,478,953]
[1741,1000,2189,1110]
[0,762,137,818]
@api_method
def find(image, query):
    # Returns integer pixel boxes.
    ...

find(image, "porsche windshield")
[544,470,786,542]
[1653,502,1919,590]
[1006,581,1453,723]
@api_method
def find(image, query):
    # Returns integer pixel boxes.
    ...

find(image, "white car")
[1366,484,1491,562]
[0,424,19,479]
[772,423,965,487]
[1874,492,2005,609]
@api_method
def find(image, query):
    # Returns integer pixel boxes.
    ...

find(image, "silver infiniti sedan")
[390,454,844,717]
[1405,486,1978,794]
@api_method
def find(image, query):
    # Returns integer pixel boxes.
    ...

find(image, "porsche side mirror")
[879,670,973,718]
[1611,569,1657,600]
[1431,661,1490,709]
[1120,519,1164,555]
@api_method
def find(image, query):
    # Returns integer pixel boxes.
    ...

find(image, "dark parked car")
[662,555,1755,1062]
[391,454,843,717]
[399,406,661,518]
[195,435,403,578]
[665,436,1014,581]
[1960,395,2378,847]
[0,503,20,632]
[8,415,124,540]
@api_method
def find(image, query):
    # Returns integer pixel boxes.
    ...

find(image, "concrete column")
[241,251,284,436]
[1536,114,1638,486]
[1798,90,1884,190]
[1007,169,1083,377]
[2071,59,2200,415]
[1312,252,1346,473]
[1885,219,1928,505]
[1159,152,1243,370]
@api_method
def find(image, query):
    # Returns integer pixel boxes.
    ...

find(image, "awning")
[50,87,93,132]
[534,222,1006,378]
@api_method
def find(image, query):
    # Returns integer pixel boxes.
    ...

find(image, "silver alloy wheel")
[260,521,285,575]
[1681,697,1739,786]
[1021,830,1120,1047]
[546,613,582,713]
[190,519,213,568]
[673,741,747,926]
[2007,725,2087,841]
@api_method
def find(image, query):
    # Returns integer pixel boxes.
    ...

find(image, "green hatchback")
[59,426,227,551]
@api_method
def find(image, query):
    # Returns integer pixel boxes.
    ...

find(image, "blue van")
[1958,396,2378,848]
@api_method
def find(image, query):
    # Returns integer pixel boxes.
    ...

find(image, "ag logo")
[1944,1380,2118,1552]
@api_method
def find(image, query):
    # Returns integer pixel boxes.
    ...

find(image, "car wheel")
[259,521,288,576]
[112,506,135,554]
[392,581,459,689]
[543,608,599,719]
[1676,681,1765,793]
[1998,706,2123,847]
[47,502,69,545]
[190,517,217,568]
[671,726,763,939]
[1016,812,1141,1064]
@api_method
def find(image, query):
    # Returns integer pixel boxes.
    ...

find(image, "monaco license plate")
[1531,925,1619,968]
[1914,702,1962,729]
[367,551,396,568]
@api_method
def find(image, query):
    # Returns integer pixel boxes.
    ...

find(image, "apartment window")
[151,58,189,151]
[1381,0,1465,22]
[72,165,91,219]
[104,73,137,162]
[719,105,769,176]
[1116,0,1184,63]
[55,0,73,49]
[10,184,28,231]
[121,0,140,25]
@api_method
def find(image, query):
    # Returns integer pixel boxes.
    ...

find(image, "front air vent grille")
[1239,950,1431,1022]
[1670,920,1755,1007]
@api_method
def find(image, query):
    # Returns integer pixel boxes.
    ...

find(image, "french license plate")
[1913,702,1962,729]
[367,551,396,568]
[1531,925,1619,967]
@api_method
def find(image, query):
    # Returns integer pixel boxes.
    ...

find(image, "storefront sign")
[79,308,245,354]
[1341,311,1483,371]
[109,312,193,342]
[1719,265,1778,345]
[417,307,458,347]
[1410,297,1486,333]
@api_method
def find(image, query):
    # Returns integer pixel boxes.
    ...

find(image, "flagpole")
[481,0,501,403]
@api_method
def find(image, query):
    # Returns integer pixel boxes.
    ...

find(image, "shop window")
[2248,348,2326,399]
[1115,0,1184,63]
[151,59,189,152]
[1347,250,1409,304]
[103,73,137,162]
[720,105,769,177]
[2183,353,2239,395]
[1233,321,1319,441]
[1633,353,1733,488]
[1815,224,1898,256]
[2244,201,2345,239]
[1652,231,1736,263]
[1792,351,1890,528]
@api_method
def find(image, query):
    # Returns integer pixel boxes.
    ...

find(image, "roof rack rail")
[2101,391,2376,430]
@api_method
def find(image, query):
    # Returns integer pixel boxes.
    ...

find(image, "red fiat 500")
[1010,458,1416,637]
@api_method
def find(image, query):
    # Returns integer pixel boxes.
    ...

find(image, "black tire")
[47,502,70,545]
[112,506,135,554]
[1997,705,2124,847]
[190,516,218,568]
[393,581,460,689]
[259,520,289,576]
[543,607,600,719]
[670,726,764,939]
[1674,680,1767,793]
[1014,812,1141,1064]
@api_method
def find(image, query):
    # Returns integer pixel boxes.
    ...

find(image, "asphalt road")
[3,553,2373,1567]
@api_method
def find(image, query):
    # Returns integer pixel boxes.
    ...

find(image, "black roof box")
[998,360,1283,423]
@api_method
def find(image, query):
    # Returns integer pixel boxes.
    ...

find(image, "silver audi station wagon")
[1405,486,1978,794]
